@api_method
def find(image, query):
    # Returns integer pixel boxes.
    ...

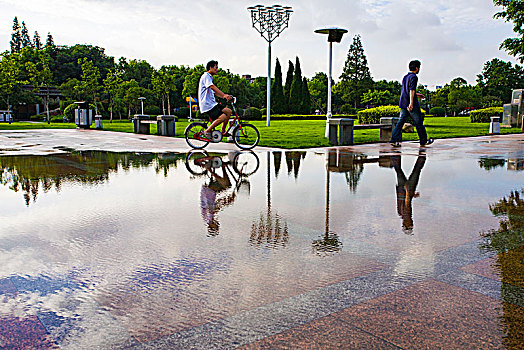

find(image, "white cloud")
[0,0,519,86]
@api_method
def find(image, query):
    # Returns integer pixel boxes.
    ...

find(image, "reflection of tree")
[481,189,524,349]
[249,209,289,248]
[285,151,306,179]
[0,152,186,205]
[478,158,506,171]
[273,151,282,178]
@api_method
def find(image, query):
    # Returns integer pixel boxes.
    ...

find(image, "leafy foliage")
[469,107,503,123]
[357,105,400,124]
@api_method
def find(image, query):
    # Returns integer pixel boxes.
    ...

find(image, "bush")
[470,107,503,123]
[243,107,262,120]
[357,105,400,124]
[29,114,44,121]
[145,105,161,116]
[429,107,445,117]
[174,107,190,118]
[340,104,357,115]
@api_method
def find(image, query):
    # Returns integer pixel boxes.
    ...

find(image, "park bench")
[328,117,399,146]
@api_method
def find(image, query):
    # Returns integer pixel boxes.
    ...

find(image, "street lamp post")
[248,4,293,127]
[314,27,348,137]
[138,97,146,115]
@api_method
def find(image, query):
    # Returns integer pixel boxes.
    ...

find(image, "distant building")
[242,74,255,84]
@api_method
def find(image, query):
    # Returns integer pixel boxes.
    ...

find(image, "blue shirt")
[399,72,419,110]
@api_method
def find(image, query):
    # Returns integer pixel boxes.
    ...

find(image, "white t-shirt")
[198,72,218,113]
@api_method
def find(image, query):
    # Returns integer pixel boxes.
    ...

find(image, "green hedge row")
[470,107,503,123]
[357,105,400,124]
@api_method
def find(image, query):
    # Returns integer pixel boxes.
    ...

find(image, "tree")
[339,34,374,108]
[361,89,393,107]
[283,60,294,106]
[10,17,21,53]
[151,66,177,115]
[289,57,303,114]
[0,52,23,119]
[476,58,524,103]
[33,31,42,50]
[271,58,286,113]
[301,77,311,114]
[77,58,101,114]
[21,21,32,48]
[45,33,54,48]
[103,69,123,122]
[494,0,524,62]
[308,72,328,113]
[26,52,54,123]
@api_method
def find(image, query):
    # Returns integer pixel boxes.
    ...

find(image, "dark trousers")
[390,108,428,145]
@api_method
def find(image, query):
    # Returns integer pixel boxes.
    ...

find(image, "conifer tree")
[271,58,286,114]
[21,21,32,48]
[45,32,54,47]
[289,57,303,114]
[283,60,294,105]
[33,31,42,50]
[10,17,21,53]
[338,34,373,108]
[301,77,311,114]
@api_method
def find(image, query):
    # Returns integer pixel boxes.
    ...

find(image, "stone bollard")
[489,116,500,135]
[328,118,354,145]
[379,117,400,142]
[156,115,175,136]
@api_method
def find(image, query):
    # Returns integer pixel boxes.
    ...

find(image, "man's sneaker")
[421,138,434,146]
[390,142,401,147]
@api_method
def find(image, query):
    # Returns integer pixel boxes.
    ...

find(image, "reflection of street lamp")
[138,97,146,115]
[315,27,348,138]
[248,4,293,127]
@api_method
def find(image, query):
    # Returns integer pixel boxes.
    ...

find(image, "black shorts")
[204,103,225,121]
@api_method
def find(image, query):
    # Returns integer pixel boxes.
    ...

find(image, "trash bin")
[489,116,500,134]
[74,101,92,129]
[95,115,103,129]
[133,114,151,134]
[156,115,175,136]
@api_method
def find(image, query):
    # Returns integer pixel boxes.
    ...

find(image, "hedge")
[357,105,400,124]
[429,107,445,117]
[470,107,503,123]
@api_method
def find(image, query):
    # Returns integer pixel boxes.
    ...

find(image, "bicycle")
[184,97,260,150]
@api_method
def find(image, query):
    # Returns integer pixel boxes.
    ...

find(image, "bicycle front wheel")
[185,122,209,149]
[233,123,260,150]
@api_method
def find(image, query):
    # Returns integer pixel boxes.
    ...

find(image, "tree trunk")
[7,95,11,124]
[167,95,171,115]
[94,94,98,115]
[46,88,50,124]
[110,103,113,123]
[162,96,165,115]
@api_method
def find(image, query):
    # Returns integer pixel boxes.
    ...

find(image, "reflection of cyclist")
[198,60,233,138]
[199,159,236,236]
[391,153,426,234]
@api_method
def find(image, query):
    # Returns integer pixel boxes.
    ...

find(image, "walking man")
[198,60,233,138]
[390,60,433,147]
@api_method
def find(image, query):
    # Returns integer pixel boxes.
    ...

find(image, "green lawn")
[1,117,521,149]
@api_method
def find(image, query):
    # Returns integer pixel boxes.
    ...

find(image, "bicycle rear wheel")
[233,123,260,150]
[185,122,210,149]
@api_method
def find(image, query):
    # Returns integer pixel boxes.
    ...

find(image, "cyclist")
[198,60,233,138]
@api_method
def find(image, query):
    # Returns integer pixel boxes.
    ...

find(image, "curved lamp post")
[314,27,348,137]
[248,4,293,127]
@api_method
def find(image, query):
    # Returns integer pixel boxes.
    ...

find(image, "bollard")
[489,116,500,134]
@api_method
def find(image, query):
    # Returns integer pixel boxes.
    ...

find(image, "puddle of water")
[0,149,523,347]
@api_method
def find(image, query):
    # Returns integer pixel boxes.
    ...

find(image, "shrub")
[429,107,445,117]
[174,107,190,118]
[29,114,44,121]
[340,104,357,115]
[145,105,161,116]
[243,107,262,120]
[470,107,503,123]
[357,105,400,124]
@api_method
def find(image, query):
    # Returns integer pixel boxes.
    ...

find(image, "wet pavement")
[0,129,523,349]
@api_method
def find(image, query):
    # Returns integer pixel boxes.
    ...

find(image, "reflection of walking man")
[390,60,433,147]
[391,154,426,234]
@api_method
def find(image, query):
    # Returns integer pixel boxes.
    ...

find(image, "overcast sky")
[0,0,519,89]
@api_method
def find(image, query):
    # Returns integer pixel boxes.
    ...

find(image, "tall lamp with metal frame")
[248,4,293,127]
